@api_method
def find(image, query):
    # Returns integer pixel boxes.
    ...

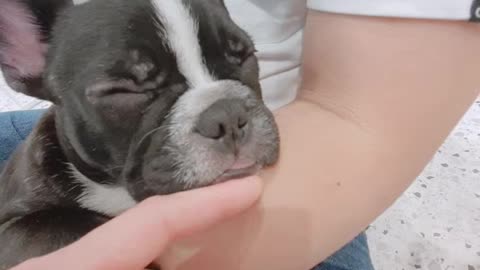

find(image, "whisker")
[136,126,165,149]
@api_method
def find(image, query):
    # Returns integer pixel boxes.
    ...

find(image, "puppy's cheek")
[126,163,175,198]
[143,157,176,184]
[249,108,280,166]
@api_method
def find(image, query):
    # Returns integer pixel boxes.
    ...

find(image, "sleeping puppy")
[0,0,279,268]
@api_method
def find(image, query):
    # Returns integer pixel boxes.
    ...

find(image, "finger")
[18,177,262,270]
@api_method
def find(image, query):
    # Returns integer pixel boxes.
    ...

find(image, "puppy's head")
[0,0,279,200]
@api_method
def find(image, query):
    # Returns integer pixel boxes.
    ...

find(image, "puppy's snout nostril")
[196,99,250,145]
[214,123,226,140]
[238,117,248,130]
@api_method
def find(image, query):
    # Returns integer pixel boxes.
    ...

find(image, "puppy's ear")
[0,0,71,100]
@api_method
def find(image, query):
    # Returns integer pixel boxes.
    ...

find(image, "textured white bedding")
[367,99,480,270]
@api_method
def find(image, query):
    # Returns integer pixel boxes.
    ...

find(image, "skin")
[11,10,480,270]
[157,11,480,270]
[10,177,263,270]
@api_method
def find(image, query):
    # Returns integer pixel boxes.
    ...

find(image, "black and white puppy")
[0,0,280,268]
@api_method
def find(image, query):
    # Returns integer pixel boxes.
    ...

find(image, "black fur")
[0,0,278,268]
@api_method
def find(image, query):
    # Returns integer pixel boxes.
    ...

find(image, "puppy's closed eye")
[86,80,155,114]
[87,80,153,97]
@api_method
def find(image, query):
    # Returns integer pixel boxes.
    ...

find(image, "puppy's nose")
[196,99,250,149]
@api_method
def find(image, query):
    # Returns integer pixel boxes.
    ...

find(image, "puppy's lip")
[214,161,260,183]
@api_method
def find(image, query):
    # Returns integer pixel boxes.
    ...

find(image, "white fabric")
[308,0,474,20]
[225,0,307,111]
[226,0,476,111]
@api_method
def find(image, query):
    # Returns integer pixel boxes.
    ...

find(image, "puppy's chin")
[126,139,279,201]
[213,162,260,184]
[127,157,262,200]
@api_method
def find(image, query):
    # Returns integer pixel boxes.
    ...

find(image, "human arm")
[9,177,262,270]
[159,10,480,270]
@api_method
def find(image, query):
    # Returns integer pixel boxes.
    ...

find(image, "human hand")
[11,177,262,270]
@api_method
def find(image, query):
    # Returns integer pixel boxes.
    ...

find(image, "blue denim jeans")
[315,233,374,270]
[0,109,375,270]
[0,110,46,165]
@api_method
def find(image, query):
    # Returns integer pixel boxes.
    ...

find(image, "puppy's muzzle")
[195,98,251,155]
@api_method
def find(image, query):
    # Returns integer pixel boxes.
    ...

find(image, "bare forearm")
[160,100,386,270]
[160,12,480,270]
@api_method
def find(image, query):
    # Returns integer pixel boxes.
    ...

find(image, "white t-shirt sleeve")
[307,0,476,21]
[226,0,480,112]
[225,0,306,111]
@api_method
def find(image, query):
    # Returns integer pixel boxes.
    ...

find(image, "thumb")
[15,177,263,270]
